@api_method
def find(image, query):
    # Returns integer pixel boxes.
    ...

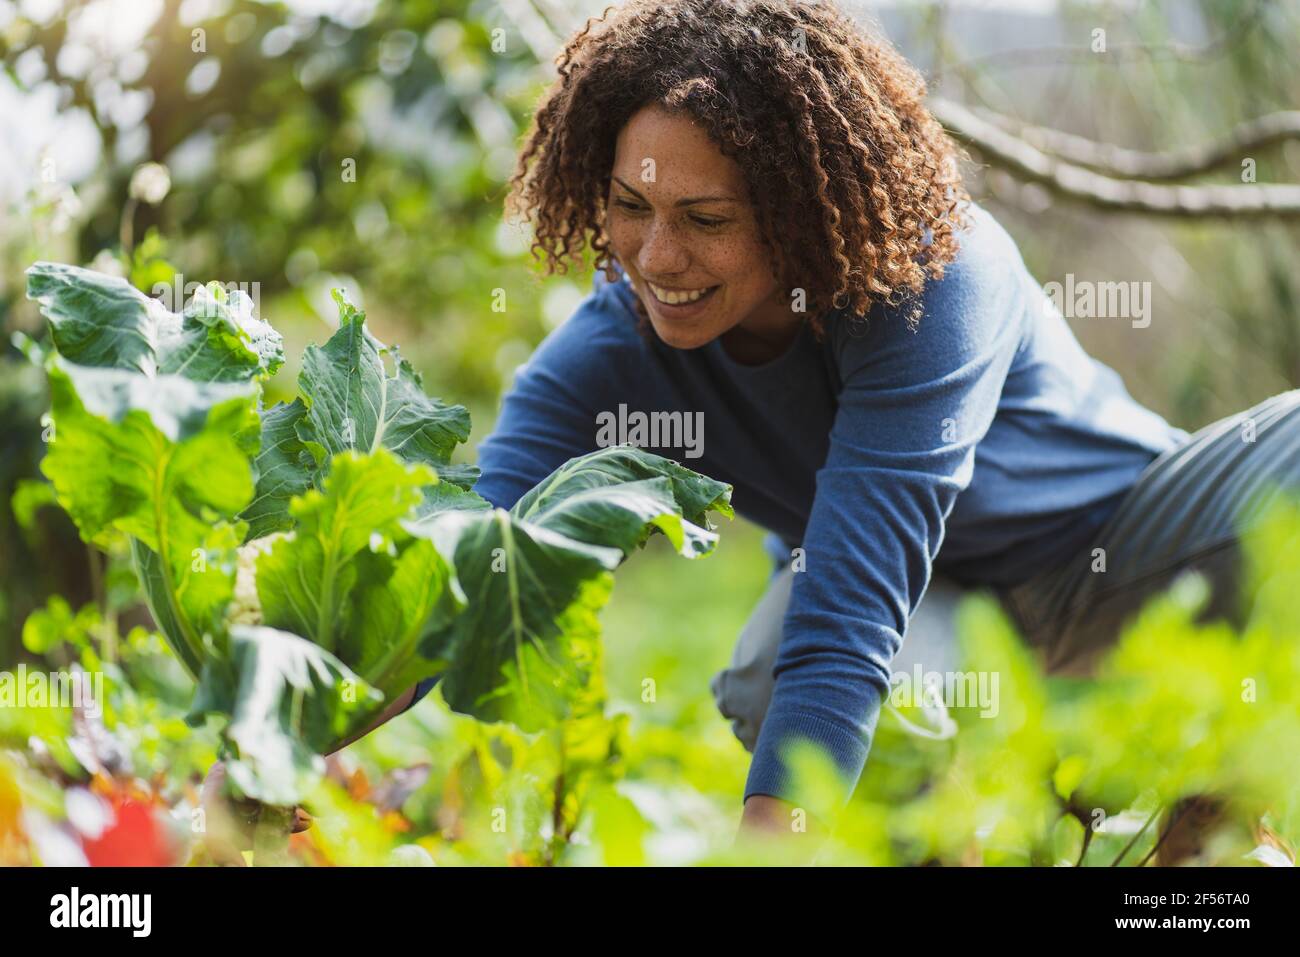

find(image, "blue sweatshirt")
[410,201,1190,805]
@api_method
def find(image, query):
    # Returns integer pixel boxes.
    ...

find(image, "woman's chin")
[648,319,720,351]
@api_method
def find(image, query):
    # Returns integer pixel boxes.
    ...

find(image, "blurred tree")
[0,0,587,650]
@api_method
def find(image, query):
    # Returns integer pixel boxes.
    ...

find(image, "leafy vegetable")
[29,264,269,677]
[27,261,284,381]
[26,262,733,801]
[411,446,734,729]
[188,624,382,805]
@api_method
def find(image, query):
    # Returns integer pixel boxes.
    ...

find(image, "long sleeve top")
[409,200,1189,804]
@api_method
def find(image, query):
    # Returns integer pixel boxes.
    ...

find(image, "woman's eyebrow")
[612,176,738,207]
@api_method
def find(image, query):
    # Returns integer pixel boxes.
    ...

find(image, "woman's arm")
[742,234,1026,820]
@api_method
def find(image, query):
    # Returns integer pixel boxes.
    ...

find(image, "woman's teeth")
[648,282,713,305]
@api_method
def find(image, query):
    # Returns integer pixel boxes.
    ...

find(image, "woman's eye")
[610,197,724,228]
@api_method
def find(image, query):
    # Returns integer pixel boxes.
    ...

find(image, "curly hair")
[506,0,970,335]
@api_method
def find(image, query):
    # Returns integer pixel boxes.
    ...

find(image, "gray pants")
[710,389,1300,752]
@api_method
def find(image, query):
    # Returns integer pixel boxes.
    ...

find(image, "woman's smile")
[642,280,721,321]
[645,281,718,305]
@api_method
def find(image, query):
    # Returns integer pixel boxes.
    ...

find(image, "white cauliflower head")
[227,534,283,626]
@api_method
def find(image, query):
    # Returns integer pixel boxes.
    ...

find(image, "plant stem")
[1138,799,1197,867]
[87,547,116,664]
[1076,814,1094,867]
[148,444,205,675]
[1110,806,1161,866]
[547,725,567,866]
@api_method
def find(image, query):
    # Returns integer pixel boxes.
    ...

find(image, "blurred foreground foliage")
[4,495,1299,866]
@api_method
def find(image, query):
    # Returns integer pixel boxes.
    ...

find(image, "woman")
[423,0,1300,837]
[200,0,1300,856]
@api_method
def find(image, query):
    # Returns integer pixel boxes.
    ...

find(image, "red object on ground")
[82,797,175,867]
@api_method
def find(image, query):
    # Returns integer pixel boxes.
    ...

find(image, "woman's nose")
[637,219,690,277]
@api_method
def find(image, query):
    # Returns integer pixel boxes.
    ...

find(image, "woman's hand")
[198,760,312,866]
[739,794,797,834]
[738,794,824,863]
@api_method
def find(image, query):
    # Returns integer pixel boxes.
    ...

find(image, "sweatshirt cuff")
[743,687,882,805]
[401,675,441,715]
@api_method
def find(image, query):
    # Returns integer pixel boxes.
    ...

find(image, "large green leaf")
[296,291,478,488]
[414,508,621,730]
[348,536,462,694]
[40,359,259,676]
[45,357,258,445]
[410,480,493,518]
[158,284,285,382]
[26,262,283,382]
[188,624,384,805]
[255,450,436,657]
[25,262,158,374]
[511,447,734,558]
[239,291,483,537]
[411,448,733,730]
[240,399,313,541]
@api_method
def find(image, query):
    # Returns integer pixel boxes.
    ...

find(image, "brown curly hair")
[506,0,970,334]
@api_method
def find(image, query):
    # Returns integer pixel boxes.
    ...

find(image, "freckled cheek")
[706,237,765,292]
[607,222,634,262]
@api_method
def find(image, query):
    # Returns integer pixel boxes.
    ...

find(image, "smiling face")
[607,105,797,356]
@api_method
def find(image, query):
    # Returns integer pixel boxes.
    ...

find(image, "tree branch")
[931,98,1300,219]
[971,106,1300,182]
